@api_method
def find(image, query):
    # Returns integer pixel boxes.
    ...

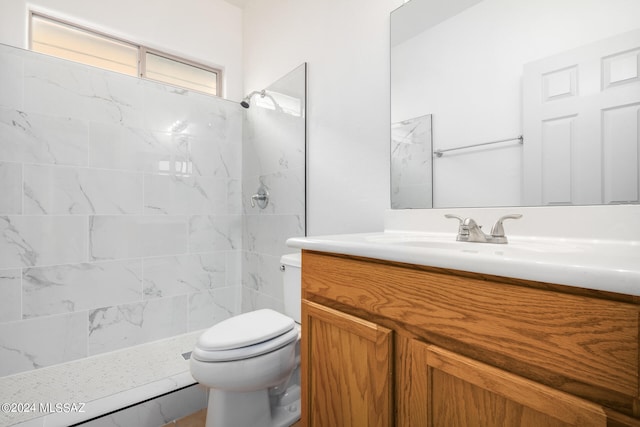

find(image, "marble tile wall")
[241,64,306,312]
[0,44,243,377]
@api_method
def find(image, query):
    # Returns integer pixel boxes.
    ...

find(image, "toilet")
[190,253,302,427]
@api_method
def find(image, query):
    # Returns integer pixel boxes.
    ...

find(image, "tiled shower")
[0,43,305,379]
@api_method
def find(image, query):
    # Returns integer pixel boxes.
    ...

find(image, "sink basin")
[364,233,456,247]
[363,232,589,256]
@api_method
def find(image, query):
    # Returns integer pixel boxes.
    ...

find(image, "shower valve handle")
[250,185,270,209]
[251,193,268,207]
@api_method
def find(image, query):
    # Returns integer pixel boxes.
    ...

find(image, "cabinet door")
[409,340,607,427]
[301,300,393,427]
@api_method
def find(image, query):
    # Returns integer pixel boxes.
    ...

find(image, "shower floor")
[0,330,203,426]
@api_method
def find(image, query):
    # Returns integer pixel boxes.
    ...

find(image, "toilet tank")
[280,252,301,323]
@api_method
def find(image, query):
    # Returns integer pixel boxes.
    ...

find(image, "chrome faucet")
[445,214,522,244]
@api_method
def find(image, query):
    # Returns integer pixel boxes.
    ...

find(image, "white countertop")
[289,205,640,296]
[287,230,640,296]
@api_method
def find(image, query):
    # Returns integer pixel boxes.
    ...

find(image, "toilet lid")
[196,309,295,351]
[192,326,298,362]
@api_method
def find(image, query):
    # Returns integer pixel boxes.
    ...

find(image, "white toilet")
[190,253,302,427]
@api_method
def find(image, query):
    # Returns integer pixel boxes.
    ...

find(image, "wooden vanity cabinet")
[300,251,640,427]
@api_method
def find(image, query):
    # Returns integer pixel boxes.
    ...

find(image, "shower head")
[240,90,265,109]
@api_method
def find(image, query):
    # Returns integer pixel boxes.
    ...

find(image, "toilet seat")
[193,309,297,362]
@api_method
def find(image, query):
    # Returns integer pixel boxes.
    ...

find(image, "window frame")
[29,11,223,97]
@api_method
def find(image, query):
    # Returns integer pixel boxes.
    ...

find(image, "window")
[143,50,220,95]
[30,13,222,97]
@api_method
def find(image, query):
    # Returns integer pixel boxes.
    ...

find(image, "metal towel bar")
[434,135,523,157]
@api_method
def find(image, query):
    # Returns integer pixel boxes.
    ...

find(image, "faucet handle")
[490,214,522,237]
[446,214,480,228]
[444,214,464,224]
[445,214,471,237]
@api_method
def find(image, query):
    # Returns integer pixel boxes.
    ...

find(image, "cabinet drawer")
[302,251,640,402]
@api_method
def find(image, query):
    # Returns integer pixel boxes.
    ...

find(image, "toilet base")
[271,384,301,427]
[205,384,300,427]
[207,388,270,427]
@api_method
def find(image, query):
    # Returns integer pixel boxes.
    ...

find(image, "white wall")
[243,0,403,235]
[0,0,244,101]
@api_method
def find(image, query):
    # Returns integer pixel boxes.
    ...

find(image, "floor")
[163,409,301,426]
[162,409,207,427]
[162,409,206,427]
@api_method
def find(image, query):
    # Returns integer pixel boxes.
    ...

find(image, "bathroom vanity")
[288,207,640,427]
[298,250,638,426]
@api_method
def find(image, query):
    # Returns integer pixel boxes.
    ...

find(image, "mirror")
[391,0,640,208]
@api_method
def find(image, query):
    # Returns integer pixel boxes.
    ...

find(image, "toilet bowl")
[190,253,302,427]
